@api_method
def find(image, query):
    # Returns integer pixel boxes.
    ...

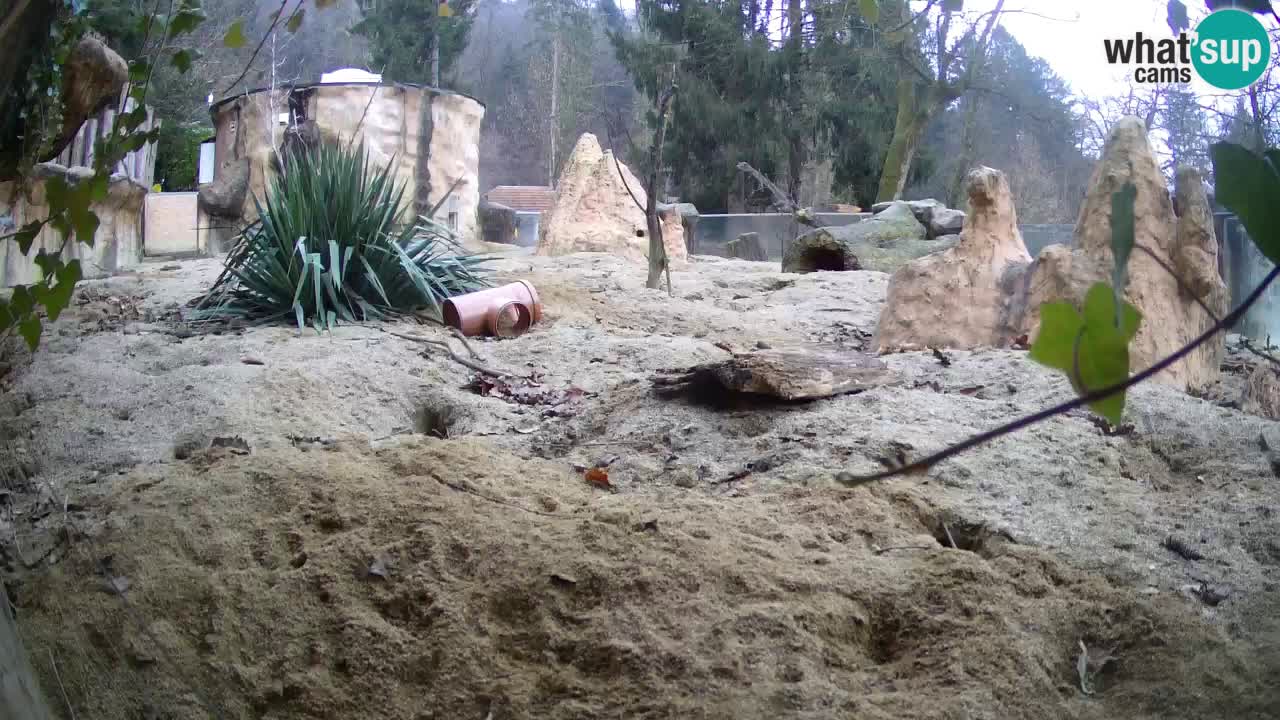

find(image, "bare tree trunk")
[876,79,927,202]
[947,96,980,208]
[548,25,561,186]
[431,34,440,86]
[645,80,677,291]
[1249,84,1267,152]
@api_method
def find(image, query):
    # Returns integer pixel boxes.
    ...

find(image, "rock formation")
[875,167,1032,352]
[536,134,688,267]
[871,198,965,239]
[726,232,767,261]
[1021,118,1228,392]
[874,117,1229,395]
[784,202,947,274]
[1243,363,1280,420]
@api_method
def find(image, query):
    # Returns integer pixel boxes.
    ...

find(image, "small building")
[199,80,486,253]
[482,186,555,247]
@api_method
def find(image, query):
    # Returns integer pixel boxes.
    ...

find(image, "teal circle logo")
[1192,9,1271,91]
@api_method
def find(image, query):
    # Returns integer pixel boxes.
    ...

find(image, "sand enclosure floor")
[2,251,1278,719]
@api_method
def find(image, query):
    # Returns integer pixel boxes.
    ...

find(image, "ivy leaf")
[121,104,149,131]
[168,5,207,38]
[13,221,43,254]
[9,285,36,317]
[45,174,70,212]
[315,0,337,7]
[128,58,149,83]
[1028,301,1083,371]
[859,0,879,24]
[286,7,305,32]
[170,48,199,73]
[32,252,59,278]
[43,260,82,322]
[69,203,100,244]
[18,315,41,351]
[1109,181,1136,316]
[1167,0,1190,34]
[87,172,110,202]
[1030,282,1142,425]
[1210,141,1280,265]
[223,19,246,48]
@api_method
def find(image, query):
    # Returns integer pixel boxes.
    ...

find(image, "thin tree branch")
[221,0,303,95]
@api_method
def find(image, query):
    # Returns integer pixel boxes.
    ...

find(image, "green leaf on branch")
[1109,180,1136,322]
[168,3,207,38]
[316,0,337,7]
[1029,282,1142,425]
[859,0,879,24]
[9,286,36,317]
[18,315,41,351]
[223,19,247,48]
[87,172,109,203]
[43,259,82,322]
[14,221,44,254]
[129,59,149,83]
[121,104,150,131]
[171,49,199,73]
[286,8,305,32]
[1210,141,1280,265]
[68,202,99,244]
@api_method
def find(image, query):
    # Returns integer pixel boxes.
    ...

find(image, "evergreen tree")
[353,0,476,85]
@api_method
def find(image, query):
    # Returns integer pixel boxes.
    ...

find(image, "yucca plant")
[192,140,490,331]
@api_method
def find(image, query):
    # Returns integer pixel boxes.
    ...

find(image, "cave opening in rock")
[801,247,852,272]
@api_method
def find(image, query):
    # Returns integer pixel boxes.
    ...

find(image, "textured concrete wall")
[209,84,485,247]
[143,192,200,255]
[0,165,146,288]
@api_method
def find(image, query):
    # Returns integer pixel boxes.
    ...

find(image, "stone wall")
[205,83,485,248]
[0,165,146,288]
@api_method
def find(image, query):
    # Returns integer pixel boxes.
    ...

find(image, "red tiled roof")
[484,185,556,213]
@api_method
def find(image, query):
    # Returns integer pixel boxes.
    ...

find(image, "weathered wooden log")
[653,346,895,401]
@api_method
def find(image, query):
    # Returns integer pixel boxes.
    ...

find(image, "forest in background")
[82,0,1280,222]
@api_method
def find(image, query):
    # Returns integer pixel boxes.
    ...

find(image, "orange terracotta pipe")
[443,281,542,337]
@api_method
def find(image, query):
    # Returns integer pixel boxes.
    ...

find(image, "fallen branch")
[382,328,515,378]
[873,545,936,555]
[430,473,569,519]
[735,161,820,228]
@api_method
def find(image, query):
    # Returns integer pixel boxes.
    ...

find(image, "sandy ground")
[1,249,1278,719]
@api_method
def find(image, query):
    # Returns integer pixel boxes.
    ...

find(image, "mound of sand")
[15,438,1277,720]
[1,250,1278,719]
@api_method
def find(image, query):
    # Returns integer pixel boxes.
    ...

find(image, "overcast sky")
[972,0,1199,97]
